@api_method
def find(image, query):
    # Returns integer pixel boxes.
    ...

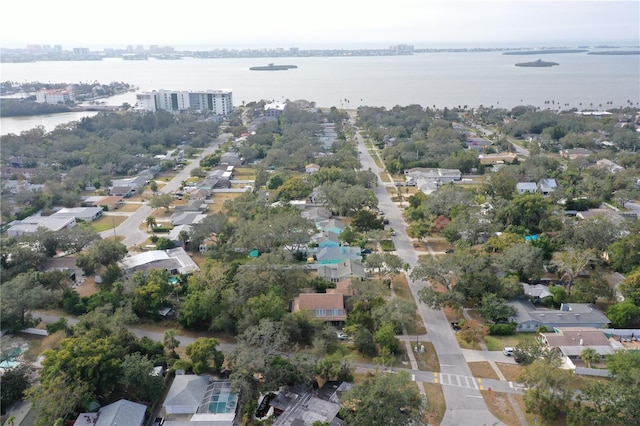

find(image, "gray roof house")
[316,246,362,265]
[507,300,611,332]
[537,178,559,196]
[516,182,537,194]
[163,375,238,425]
[96,399,146,426]
[522,283,553,300]
[404,168,462,183]
[317,259,366,282]
[75,399,146,426]
[171,212,207,226]
[7,215,76,238]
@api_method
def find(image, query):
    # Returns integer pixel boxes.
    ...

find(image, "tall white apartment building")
[136,89,233,116]
[35,88,75,104]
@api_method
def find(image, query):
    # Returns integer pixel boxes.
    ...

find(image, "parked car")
[362,248,372,254]
[445,249,454,254]
[503,347,514,356]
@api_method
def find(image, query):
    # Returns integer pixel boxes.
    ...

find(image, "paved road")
[32,311,524,399]
[353,122,505,425]
[99,133,233,247]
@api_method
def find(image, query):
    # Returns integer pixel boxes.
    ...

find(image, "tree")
[149,193,174,212]
[477,293,517,323]
[550,247,598,294]
[497,192,556,234]
[145,216,157,232]
[608,233,640,273]
[351,209,384,232]
[374,322,400,355]
[619,270,640,306]
[0,273,54,332]
[340,371,423,426]
[497,243,544,281]
[579,347,600,368]
[519,359,572,421]
[163,329,180,356]
[0,364,32,413]
[607,302,640,328]
[353,326,377,356]
[119,353,164,402]
[189,212,230,249]
[26,373,90,426]
[185,337,225,374]
[316,356,354,383]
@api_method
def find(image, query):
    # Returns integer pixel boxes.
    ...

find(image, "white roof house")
[76,399,146,426]
[516,182,537,194]
[121,248,199,275]
[163,376,238,425]
[164,375,210,415]
[7,215,76,237]
[51,206,103,221]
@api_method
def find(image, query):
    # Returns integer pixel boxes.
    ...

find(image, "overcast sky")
[2,0,638,49]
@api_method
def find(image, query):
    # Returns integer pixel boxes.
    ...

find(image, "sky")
[1,0,638,49]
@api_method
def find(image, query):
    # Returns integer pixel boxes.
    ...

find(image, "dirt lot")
[482,390,521,426]
[468,361,500,380]
[496,362,524,382]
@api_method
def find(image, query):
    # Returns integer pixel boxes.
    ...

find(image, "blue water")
[2,51,638,135]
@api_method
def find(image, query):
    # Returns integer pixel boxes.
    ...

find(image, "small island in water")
[249,63,298,71]
[515,59,559,67]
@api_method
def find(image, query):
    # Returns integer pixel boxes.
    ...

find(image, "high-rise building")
[136,89,233,116]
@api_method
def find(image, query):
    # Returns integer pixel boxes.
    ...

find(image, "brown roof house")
[292,293,347,324]
[539,327,621,370]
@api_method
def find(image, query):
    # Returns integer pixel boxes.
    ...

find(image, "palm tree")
[580,347,600,368]
[145,216,157,233]
[163,329,179,355]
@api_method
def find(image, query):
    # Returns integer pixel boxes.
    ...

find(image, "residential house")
[561,148,593,160]
[220,152,243,166]
[311,231,342,248]
[109,185,135,197]
[466,137,491,152]
[121,247,200,275]
[539,327,620,370]
[111,175,148,190]
[174,199,209,213]
[305,163,321,174]
[316,218,345,235]
[301,207,332,222]
[577,208,624,225]
[507,300,611,332]
[521,283,553,301]
[51,206,103,222]
[265,102,286,117]
[187,188,211,201]
[269,382,351,426]
[327,279,355,297]
[163,375,238,425]
[292,293,347,323]
[7,214,76,238]
[316,122,338,149]
[75,399,146,426]
[83,195,123,210]
[44,257,83,285]
[171,211,207,226]
[537,178,558,196]
[404,168,462,184]
[317,259,366,282]
[516,182,537,194]
[316,246,362,264]
[595,159,624,174]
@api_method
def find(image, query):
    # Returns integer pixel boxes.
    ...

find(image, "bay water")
[1,51,639,135]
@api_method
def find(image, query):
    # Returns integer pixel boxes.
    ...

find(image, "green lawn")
[484,333,537,351]
[90,215,126,233]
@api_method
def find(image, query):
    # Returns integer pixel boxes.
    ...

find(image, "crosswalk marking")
[436,373,479,390]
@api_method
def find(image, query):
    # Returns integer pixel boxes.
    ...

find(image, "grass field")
[496,362,524,382]
[484,333,536,351]
[413,341,440,372]
[482,390,522,426]
[112,203,141,212]
[233,167,256,179]
[468,361,500,380]
[90,215,126,232]
[209,193,242,213]
[423,383,446,425]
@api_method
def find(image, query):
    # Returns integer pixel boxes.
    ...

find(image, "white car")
[503,347,514,356]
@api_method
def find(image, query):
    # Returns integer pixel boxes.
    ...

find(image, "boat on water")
[249,63,298,71]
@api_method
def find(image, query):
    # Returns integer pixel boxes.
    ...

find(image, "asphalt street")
[99,133,234,247]
[353,121,506,425]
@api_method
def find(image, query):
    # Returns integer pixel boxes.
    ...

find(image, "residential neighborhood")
[2,98,640,426]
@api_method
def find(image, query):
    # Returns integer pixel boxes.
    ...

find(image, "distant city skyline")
[2,1,638,49]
